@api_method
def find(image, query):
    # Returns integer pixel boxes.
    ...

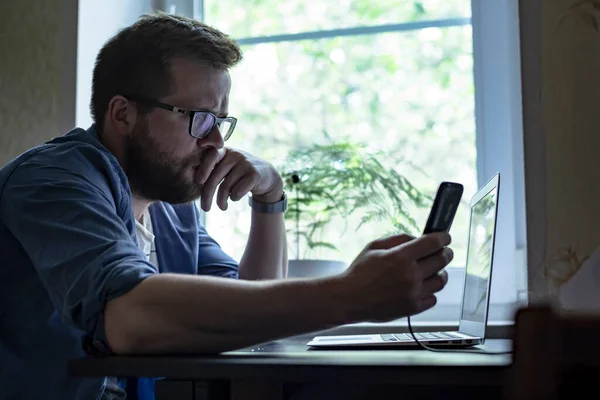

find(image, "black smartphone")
[422,181,464,234]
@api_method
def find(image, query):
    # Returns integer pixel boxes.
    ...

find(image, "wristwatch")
[248,192,287,213]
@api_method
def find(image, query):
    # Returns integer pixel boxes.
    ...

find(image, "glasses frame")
[124,96,237,141]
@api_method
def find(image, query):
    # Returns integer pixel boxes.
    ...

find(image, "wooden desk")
[69,336,512,400]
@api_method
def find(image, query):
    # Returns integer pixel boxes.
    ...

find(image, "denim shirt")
[0,126,238,399]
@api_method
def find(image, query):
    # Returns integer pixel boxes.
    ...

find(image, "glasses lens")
[191,112,215,138]
[218,118,235,141]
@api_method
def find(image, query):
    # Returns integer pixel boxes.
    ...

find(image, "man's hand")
[338,232,453,323]
[196,147,284,212]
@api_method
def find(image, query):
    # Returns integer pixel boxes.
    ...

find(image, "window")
[149,0,527,323]
[76,0,158,129]
[207,27,476,263]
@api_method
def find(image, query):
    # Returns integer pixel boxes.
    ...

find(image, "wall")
[520,0,600,311]
[0,0,78,165]
[0,0,158,167]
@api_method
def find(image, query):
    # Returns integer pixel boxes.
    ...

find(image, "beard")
[123,119,203,204]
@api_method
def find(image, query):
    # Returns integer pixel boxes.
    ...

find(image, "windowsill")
[307,320,514,339]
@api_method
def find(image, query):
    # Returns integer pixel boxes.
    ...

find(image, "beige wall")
[521,0,600,308]
[0,0,78,166]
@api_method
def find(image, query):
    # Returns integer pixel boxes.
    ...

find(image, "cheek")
[146,113,195,158]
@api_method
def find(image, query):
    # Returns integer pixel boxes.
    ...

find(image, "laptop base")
[306,332,483,349]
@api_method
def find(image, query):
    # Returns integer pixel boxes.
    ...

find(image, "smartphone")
[422,181,464,234]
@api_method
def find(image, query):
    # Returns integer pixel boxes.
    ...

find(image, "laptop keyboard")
[381,332,462,342]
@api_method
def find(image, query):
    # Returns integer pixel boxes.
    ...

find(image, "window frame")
[165,0,527,324]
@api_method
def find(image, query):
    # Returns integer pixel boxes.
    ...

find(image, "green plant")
[279,142,429,259]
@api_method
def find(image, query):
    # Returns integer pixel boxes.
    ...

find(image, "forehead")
[163,58,231,113]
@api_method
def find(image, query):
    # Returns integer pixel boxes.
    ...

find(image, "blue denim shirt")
[0,126,238,399]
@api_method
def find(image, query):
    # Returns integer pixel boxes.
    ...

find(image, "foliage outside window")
[203,0,477,267]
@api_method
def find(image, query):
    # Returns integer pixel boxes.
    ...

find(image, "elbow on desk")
[103,292,239,356]
[101,275,273,355]
[103,276,175,355]
[104,294,144,355]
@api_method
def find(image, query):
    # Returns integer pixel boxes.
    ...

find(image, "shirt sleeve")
[0,147,157,353]
[194,205,239,279]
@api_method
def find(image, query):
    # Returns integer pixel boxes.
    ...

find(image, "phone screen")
[423,182,464,234]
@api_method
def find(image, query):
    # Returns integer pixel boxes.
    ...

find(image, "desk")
[69,336,512,400]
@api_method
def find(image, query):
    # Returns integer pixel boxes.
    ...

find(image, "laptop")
[306,173,500,348]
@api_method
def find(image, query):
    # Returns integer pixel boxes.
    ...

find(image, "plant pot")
[287,259,348,278]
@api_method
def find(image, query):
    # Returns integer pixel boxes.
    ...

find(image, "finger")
[201,163,235,212]
[216,164,248,210]
[200,185,216,212]
[230,174,256,202]
[415,295,438,314]
[201,151,241,211]
[367,234,415,251]
[417,247,453,279]
[421,269,448,295]
[201,174,225,212]
[393,232,451,260]
[197,148,226,185]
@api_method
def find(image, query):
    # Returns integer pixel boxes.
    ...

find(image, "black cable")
[406,315,513,355]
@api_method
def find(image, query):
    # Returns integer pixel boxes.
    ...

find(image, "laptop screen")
[459,186,498,323]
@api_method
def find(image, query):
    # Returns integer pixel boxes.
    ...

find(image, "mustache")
[183,152,205,169]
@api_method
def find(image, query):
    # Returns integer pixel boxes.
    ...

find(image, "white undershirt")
[135,209,159,267]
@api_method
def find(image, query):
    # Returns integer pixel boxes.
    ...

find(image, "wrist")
[248,189,287,214]
[252,188,284,204]
[319,274,361,326]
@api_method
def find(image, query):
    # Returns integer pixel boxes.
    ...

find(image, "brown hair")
[90,12,243,133]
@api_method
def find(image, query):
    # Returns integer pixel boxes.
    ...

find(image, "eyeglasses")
[125,96,237,141]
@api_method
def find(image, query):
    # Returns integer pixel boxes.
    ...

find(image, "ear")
[105,95,138,137]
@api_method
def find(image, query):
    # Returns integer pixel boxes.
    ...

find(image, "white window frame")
[160,0,528,325]
[471,0,527,321]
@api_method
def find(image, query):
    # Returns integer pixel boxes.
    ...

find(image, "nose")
[197,125,224,149]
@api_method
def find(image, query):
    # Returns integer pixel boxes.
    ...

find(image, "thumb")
[367,233,415,251]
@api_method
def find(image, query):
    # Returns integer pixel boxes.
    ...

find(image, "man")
[0,12,452,400]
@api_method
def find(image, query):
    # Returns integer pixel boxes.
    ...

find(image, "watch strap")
[248,192,287,213]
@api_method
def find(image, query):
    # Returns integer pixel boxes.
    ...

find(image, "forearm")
[239,210,287,280]
[105,273,347,354]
